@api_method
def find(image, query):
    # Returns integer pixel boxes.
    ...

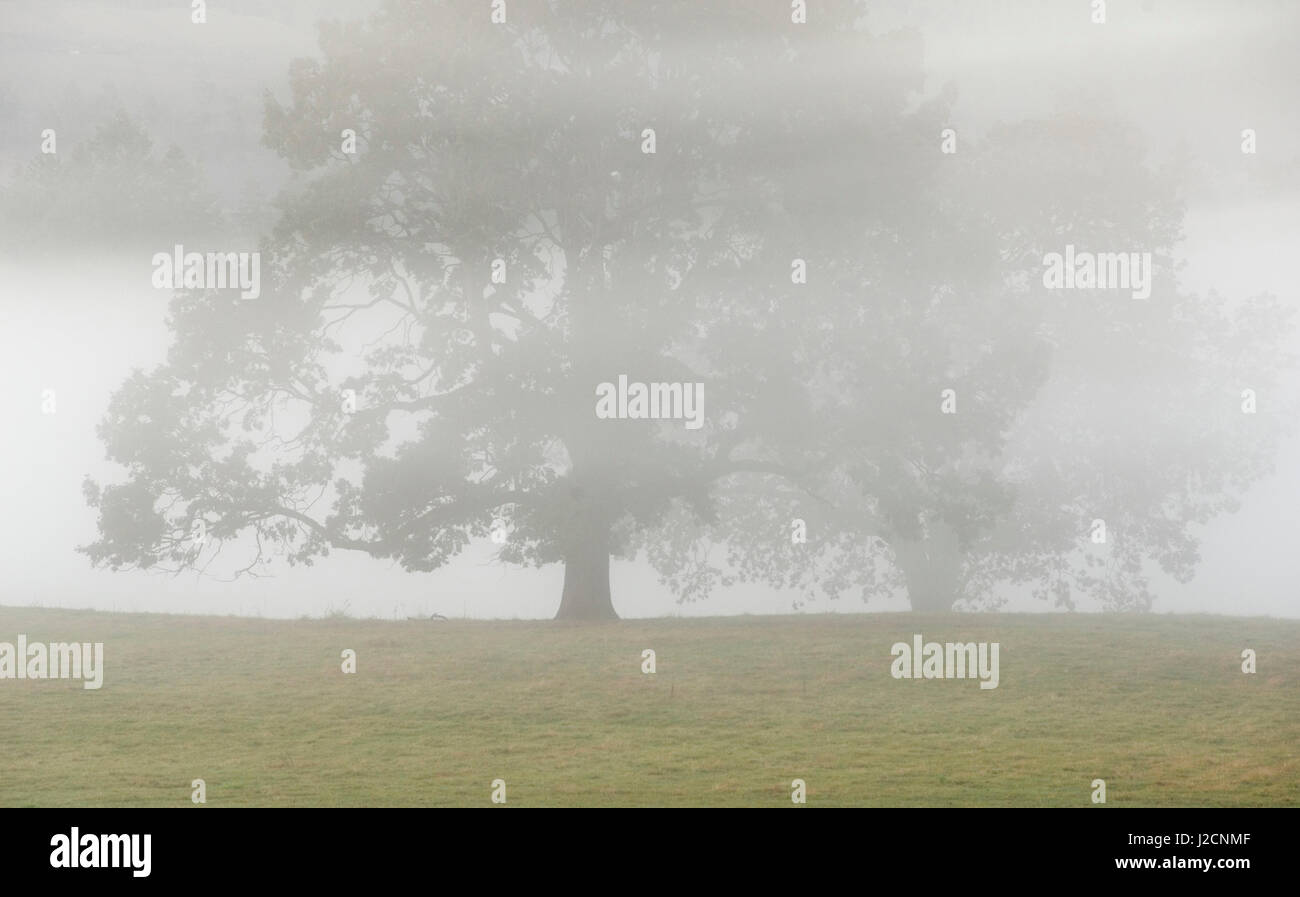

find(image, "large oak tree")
[81,1,1291,617]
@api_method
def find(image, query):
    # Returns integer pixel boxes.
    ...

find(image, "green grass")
[0,606,1295,806]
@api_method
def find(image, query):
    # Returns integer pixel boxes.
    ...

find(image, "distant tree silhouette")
[0,110,221,257]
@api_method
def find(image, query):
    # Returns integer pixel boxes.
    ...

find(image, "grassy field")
[0,605,1296,807]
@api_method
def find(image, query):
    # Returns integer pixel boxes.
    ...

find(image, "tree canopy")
[80,1,1293,617]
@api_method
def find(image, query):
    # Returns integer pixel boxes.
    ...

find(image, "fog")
[1,0,1297,620]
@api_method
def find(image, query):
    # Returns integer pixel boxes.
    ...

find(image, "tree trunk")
[891,523,962,612]
[554,521,617,621]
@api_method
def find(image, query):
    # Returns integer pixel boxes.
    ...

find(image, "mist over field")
[1,0,1298,622]
[1,0,1299,826]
